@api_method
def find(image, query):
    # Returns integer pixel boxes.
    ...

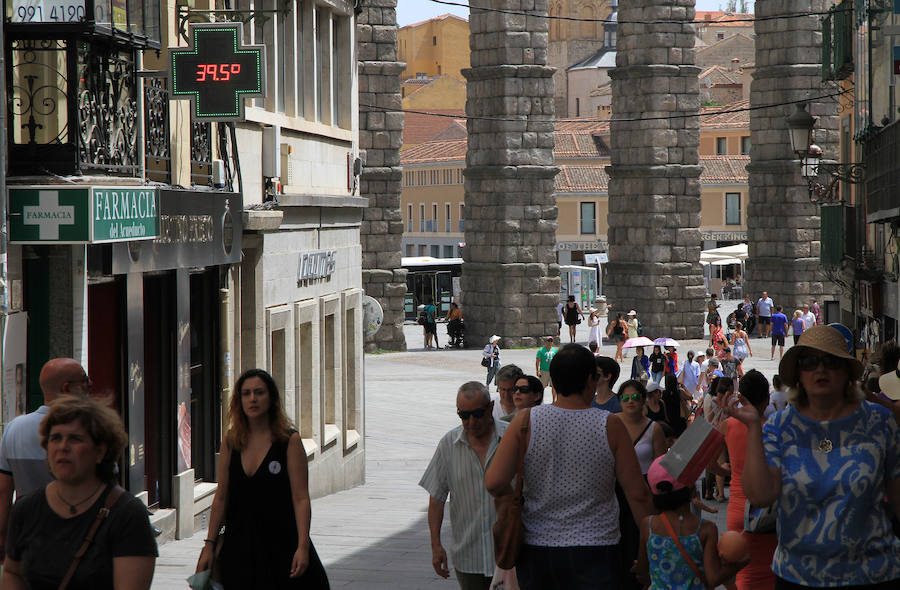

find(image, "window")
[740,136,750,155]
[419,204,425,232]
[716,32,725,40]
[430,245,440,258]
[445,203,451,232]
[443,245,453,258]
[725,193,741,225]
[407,204,413,232]
[580,202,596,234]
[432,35,437,46]
[459,204,465,232]
[716,137,727,155]
[432,204,438,232]
[405,244,414,256]
[575,97,580,117]
[418,245,426,256]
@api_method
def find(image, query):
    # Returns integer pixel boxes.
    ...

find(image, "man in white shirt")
[491,364,522,422]
[801,303,816,331]
[756,291,774,339]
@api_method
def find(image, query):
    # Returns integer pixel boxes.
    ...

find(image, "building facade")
[3,0,365,541]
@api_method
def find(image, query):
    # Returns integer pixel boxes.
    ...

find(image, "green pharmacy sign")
[170,22,266,121]
[9,187,159,244]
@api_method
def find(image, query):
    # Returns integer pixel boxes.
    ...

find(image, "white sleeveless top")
[521,405,619,547]
[633,419,655,474]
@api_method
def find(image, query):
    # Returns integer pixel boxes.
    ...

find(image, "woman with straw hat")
[727,325,900,588]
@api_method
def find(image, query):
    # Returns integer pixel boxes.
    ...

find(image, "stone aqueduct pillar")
[357,0,408,351]
[606,0,706,340]
[745,0,839,307]
[462,0,561,348]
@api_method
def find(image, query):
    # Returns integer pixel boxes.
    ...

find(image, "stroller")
[447,319,465,348]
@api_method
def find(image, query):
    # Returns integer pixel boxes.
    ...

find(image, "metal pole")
[0,12,10,426]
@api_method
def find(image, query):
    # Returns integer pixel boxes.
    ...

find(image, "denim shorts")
[516,544,619,590]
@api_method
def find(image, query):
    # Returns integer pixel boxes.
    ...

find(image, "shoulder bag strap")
[512,409,531,500]
[658,513,708,589]
[58,485,125,590]
[633,420,653,447]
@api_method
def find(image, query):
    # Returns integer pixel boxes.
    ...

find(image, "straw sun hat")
[778,325,863,387]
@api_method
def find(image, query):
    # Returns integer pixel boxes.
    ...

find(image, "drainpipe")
[0,15,9,420]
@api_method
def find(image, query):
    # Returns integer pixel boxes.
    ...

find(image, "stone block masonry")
[462,0,561,348]
[745,0,839,307]
[606,0,705,340]
[358,0,407,351]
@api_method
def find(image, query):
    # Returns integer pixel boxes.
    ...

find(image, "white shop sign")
[297,249,337,282]
[11,0,84,22]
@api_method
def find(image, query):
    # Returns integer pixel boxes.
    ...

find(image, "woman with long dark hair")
[196,369,329,589]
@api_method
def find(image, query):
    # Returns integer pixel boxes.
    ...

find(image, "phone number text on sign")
[12,0,84,21]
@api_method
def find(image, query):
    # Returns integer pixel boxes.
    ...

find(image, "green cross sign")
[170,22,266,121]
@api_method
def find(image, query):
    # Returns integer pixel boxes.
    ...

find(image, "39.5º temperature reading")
[195,63,242,82]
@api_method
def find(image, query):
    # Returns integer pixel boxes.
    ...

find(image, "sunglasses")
[457,405,490,420]
[515,385,532,394]
[619,393,643,402]
[797,354,844,372]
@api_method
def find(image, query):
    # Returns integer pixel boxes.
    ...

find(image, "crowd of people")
[424,320,900,590]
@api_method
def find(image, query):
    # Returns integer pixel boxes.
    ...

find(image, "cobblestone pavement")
[154,312,784,589]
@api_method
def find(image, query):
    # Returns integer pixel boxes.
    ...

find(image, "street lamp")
[785,102,865,204]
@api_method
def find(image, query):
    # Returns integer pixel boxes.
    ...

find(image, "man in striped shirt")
[420,381,508,590]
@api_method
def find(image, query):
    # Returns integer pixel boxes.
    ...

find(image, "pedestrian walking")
[679,351,701,399]
[607,313,628,362]
[728,325,900,588]
[769,306,789,360]
[586,308,601,348]
[649,345,666,384]
[715,371,777,590]
[756,292,774,339]
[593,356,622,413]
[483,335,502,387]
[631,346,650,381]
[809,298,822,325]
[790,310,805,345]
[562,295,583,343]
[645,382,667,424]
[615,380,667,590]
[420,382,507,590]
[731,322,752,361]
[534,337,556,390]
[491,364,522,422]
[485,344,654,589]
[800,303,816,332]
[196,369,330,589]
[634,457,748,590]
[0,358,92,561]
[626,310,640,339]
[1,396,157,590]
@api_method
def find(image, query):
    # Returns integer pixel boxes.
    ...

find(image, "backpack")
[417,309,427,325]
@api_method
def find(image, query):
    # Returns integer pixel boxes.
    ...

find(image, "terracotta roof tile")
[695,11,754,26]
[555,156,749,193]
[700,99,750,129]
[402,110,466,146]
[401,139,467,164]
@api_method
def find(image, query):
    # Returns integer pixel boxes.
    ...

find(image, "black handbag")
[481,357,490,368]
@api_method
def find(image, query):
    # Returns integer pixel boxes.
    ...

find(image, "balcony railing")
[144,76,170,183]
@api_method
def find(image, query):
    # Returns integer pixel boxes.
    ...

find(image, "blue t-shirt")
[592,395,622,414]
[770,313,788,335]
[763,402,900,586]
[424,304,435,323]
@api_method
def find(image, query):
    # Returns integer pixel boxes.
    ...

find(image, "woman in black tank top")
[196,369,329,589]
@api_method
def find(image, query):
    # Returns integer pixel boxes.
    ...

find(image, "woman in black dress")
[197,369,329,589]
[563,295,583,343]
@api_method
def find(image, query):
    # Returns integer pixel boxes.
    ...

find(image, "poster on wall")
[3,313,28,427]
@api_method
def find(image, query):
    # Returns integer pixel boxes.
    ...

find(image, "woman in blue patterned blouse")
[728,325,900,589]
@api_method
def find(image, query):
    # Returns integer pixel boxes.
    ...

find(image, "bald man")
[0,358,91,559]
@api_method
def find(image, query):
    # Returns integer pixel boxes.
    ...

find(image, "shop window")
[725,193,741,225]
[294,299,318,455]
[342,291,362,449]
[320,295,341,451]
[716,137,727,155]
[266,305,295,418]
[580,202,596,234]
[270,329,286,402]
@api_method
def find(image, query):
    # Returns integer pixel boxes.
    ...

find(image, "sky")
[397,0,754,27]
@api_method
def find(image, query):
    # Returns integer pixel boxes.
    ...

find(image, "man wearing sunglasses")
[0,358,91,560]
[420,381,508,590]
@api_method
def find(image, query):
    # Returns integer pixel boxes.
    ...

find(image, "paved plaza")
[154,314,786,589]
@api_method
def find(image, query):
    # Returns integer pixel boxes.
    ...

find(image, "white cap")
[879,370,900,401]
[645,382,661,393]
[489,335,501,343]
